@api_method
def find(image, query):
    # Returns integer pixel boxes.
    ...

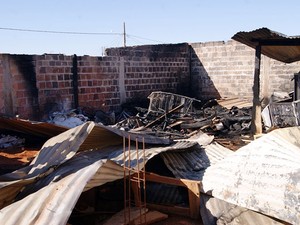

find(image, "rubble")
[1,26,300,225]
[262,91,300,131]
[0,134,25,149]
[43,92,253,149]
[0,91,299,225]
[113,92,252,150]
[48,110,89,128]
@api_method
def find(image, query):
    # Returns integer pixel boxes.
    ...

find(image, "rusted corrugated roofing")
[0,117,67,138]
[232,27,300,63]
[202,126,300,225]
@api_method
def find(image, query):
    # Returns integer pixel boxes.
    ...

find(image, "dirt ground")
[0,147,38,175]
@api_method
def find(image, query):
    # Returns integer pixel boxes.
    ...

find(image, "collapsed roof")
[202,126,300,225]
[0,90,299,225]
[0,121,212,225]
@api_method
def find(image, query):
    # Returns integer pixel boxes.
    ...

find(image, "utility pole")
[123,22,126,47]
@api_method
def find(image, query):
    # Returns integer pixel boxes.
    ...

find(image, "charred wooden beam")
[72,54,79,109]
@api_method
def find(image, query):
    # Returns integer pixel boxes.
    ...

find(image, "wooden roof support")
[232,28,300,135]
[131,172,201,219]
[251,45,262,135]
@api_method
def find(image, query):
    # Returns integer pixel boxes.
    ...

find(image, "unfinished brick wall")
[65,44,190,113]
[0,43,190,119]
[35,54,120,116]
[190,40,300,101]
[1,41,300,120]
[0,55,38,119]
[106,44,190,102]
[35,54,74,119]
[76,55,120,112]
[266,57,300,95]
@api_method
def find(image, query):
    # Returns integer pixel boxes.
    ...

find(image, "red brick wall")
[77,55,120,112]
[106,44,190,107]
[35,54,74,118]
[0,43,190,119]
[0,55,38,119]
[34,43,190,117]
[1,41,300,120]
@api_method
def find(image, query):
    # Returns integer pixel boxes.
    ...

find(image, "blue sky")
[0,0,299,56]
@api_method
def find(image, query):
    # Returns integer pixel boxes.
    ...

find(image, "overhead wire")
[0,26,165,45]
[126,34,164,44]
[125,35,147,45]
[0,27,122,36]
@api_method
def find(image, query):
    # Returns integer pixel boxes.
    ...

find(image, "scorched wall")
[1,41,300,120]
[0,44,190,120]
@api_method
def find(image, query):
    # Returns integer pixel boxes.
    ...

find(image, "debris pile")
[0,134,25,149]
[48,110,89,128]
[262,91,300,131]
[44,92,253,149]
[113,92,252,149]
[0,90,299,225]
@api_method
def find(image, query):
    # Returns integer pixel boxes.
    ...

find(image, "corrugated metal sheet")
[109,140,197,169]
[0,158,107,225]
[217,98,252,109]
[0,121,198,225]
[161,142,232,181]
[146,182,188,206]
[0,117,170,145]
[200,194,287,225]
[102,124,172,145]
[202,126,300,225]
[0,117,67,138]
[0,122,122,180]
[232,27,300,63]
[15,147,121,200]
[0,122,98,209]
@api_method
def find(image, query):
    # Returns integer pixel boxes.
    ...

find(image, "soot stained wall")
[0,44,190,119]
[1,41,300,120]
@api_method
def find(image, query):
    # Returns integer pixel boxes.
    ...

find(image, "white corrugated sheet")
[0,122,103,210]
[202,127,300,225]
[200,194,286,225]
[0,121,200,225]
[0,159,107,225]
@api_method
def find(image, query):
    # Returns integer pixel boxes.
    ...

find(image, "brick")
[39,67,47,73]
